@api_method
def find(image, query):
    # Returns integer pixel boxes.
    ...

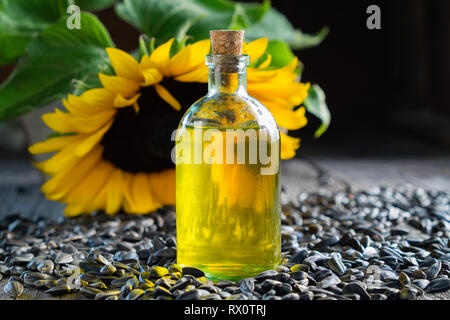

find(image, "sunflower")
[29,37,309,217]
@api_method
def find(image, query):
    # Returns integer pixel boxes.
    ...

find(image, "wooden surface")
[0,149,449,299]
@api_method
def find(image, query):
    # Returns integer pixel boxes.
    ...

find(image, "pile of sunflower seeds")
[0,185,449,300]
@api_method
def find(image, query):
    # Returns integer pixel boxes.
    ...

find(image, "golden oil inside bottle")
[176,125,281,281]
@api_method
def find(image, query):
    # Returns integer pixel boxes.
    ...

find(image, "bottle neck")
[206,54,249,96]
[208,70,247,95]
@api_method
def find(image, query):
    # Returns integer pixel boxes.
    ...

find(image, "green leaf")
[114,0,270,46]
[245,7,328,50]
[71,69,103,96]
[0,13,114,122]
[290,26,330,51]
[228,1,270,30]
[265,40,294,68]
[115,0,327,51]
[304,84,331,138]
[0,0,69,65]
[73,0,118,11]
[28,13,114,53]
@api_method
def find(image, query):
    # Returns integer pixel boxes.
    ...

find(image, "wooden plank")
[0,187,19,218]
[30,191,66,222]
[9,187,42,220]
[313,157,450,192]
[0,157,41,187]
[281,158,348,205]
[0,186,66,221]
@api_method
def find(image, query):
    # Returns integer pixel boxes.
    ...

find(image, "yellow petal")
[44,108,116,134]
[122,172,136,212]
[165,40,210,77]
[106,48,143,82]
[64,203,86,217]
[132,101,140,113]
[258,96,295,112]
[248,57,298,84]
[42,146,103,201]
[247,68,278,82]
[139,55,158,70]
[42,109,75,133]
[185,39,210,69]
[271,106,308,131]
[81,88,115,109]
[74,121,113,157]
[129,173,162,214]
[249,82,310,107]
[28,134,80,154]
[140,68,163,86]
[62,160,114,215]
[114,93,141,108]
[33,139,84,176]
[150,38,174,75]
[166,45,192,77]
[105,169,123,215]
[280,132,300,160]
[154,84,181,111]
[148,169,175,205]
[63,95,95,116]
[257,54,272,69]
[89,182,108,213]
[174,66,208,83]
[243,38,268,64]
[72,110,116,134]
[99,73,140,98]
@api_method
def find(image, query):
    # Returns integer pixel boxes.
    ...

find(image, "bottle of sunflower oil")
[175,30,281,281]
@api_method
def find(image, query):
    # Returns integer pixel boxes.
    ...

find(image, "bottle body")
[175,55,281,281]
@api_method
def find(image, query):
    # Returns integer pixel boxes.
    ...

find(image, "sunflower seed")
[426,261,442,280]
[299,291,314,300]
[55,253,73,264]
[412,270,427,279]
[412,279,430,290]
[153,285,173,297]
[240,278,255,294]
[4,279,24,298]
[427,278,450,293]
[343,282,371,300]
[37,260,54,274]
[176,289,203,300]
[320,275,341,289]
[201,293,222,300]
[0,185,449,301]
[80,286,103,298]
[95,290,121,300]
[400,287,418,300]
[125,289,144,300]
[398,272,411,286]
[45,285,71,295]
[182,267,205,278]
[255,270,278,281]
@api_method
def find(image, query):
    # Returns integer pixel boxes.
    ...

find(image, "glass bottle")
[175,30,281,281]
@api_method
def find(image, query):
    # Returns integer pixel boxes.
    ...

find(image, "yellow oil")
[176,125,281,281]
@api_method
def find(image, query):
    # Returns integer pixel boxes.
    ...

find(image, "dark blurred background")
[1,0,449,158]
[281,0,450,158]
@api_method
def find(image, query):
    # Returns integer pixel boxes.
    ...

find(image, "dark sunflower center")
[101,78,206,173]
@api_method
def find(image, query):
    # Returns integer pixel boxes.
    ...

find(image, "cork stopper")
[210,30,244,55]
